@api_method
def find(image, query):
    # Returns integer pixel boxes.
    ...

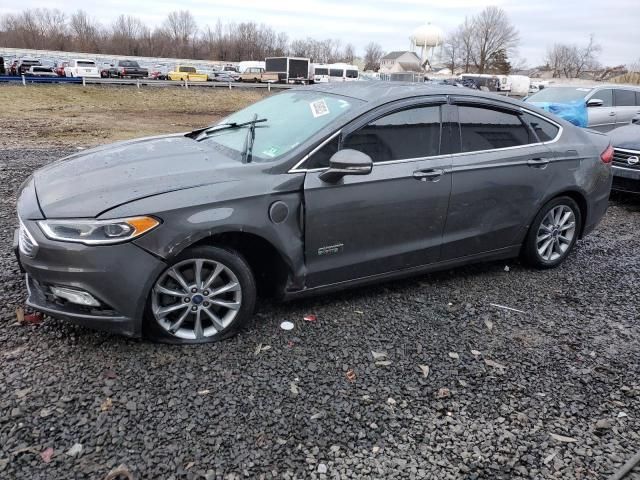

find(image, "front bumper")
[612,165,640,193]
[14,222,167,337]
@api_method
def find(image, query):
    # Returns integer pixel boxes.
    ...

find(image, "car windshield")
[200,91,362,162]
[527,87,592,104]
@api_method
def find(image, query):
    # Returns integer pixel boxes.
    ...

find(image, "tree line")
[0,8,359,64]
[441,6,519,75]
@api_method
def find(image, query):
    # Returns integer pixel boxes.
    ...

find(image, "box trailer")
[265,57,310,84]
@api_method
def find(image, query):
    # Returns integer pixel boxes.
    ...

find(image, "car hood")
[609,124,640,151]
[34,134,241,218]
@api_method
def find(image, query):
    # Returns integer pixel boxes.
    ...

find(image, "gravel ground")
[1,148,639,480]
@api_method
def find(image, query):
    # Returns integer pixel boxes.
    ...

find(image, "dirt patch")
[0,84,267,149]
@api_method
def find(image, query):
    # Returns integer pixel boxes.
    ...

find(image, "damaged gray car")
[15,83,613,343]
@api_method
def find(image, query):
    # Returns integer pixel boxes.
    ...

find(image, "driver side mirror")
[587,98,604,107]
[632,114,640,125]
[319,149,373,183]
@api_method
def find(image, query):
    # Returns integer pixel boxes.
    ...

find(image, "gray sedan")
[15,83,613,343]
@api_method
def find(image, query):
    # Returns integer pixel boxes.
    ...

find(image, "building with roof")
[379,51,422,74]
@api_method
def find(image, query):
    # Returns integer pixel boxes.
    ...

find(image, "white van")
[238,61,265,74]
[64,59,100,78]
[310,64,330,83]
[327,63,359,82]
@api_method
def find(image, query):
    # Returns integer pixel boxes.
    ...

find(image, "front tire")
[144,246,256,344]
[522,196,582,269]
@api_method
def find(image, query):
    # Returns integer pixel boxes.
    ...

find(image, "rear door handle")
[527,158,550,168]
[609,112,616,116]
[413,169,444,181]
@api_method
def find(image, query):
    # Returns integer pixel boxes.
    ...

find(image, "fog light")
[50,286,100,307]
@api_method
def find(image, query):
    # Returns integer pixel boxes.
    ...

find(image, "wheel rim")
[151,258,242,340]
[536,205,576,262]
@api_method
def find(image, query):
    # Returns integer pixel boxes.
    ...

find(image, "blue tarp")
[529,101,588,128]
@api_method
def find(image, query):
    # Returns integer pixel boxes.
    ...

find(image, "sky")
[1,0,638,67]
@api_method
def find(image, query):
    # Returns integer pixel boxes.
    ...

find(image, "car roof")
[538,84,640,91]
[300,81,528,108]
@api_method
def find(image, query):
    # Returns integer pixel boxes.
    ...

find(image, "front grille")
[613,148,640,170]
[612,176,640,193]
[18,221,38,257]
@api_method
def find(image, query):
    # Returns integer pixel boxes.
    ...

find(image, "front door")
[587,88,617,132]
[301,102,452,288]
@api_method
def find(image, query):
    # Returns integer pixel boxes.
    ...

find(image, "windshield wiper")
[242,114,263,164]
[189,117,267,141]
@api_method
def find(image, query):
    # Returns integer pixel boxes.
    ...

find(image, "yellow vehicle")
[168,65,208,82]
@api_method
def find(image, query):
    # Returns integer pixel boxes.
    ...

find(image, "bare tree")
[545,35,601,78]
[363,42,383,71]
[468,7,519,73]
[442,29,462,73]
[110,15,145,56]
[163,10,197,57]
[342,43,355,64]
[69,10,102,52]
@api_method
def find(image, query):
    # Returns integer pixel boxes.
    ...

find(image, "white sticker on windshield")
[310,99,330,118]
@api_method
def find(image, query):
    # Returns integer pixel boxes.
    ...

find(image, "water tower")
[410,23,444,71]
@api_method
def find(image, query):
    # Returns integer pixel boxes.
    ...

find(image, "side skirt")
[283,245,521,301]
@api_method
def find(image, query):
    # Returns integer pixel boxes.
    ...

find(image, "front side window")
[315,68,328,75]
[614,89,636,107]
[346,70,358,78]
[522,112,560,142]
[592,89,613,107]
[329,69,343,77]
[459,106,530,152]
[180,66,196,73]
[342,106,441,162]
[200,91,362,163]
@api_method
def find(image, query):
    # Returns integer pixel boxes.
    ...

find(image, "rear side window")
[330,69,343,77]
[458,106,530,152]
[315,68,328,75]
[636,92,640,106]
[522,112,560,142]
[615,89,636,106]
[342,105,441,162]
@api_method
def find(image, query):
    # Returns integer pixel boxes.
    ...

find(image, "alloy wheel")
[536,205,576,262]
[151,258,242,340]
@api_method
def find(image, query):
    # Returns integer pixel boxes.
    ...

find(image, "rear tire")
[522,196,582,269]
[144,246,256,344]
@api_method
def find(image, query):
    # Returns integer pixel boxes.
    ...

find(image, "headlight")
[38,216,160,245]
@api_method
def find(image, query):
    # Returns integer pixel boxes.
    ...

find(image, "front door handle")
[413,169,444,181]
[609,112,616,117]
[527,158,550,168]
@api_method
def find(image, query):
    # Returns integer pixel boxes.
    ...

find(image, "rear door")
[587,88,616,132]
[301,99,453,287]
[441,99,555,260]
[613,88,640,126]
